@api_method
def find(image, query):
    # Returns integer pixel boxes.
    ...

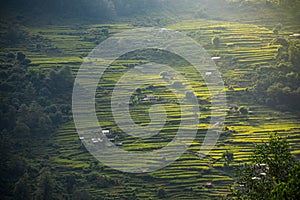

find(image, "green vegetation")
[229,134,300,199]
[211,36,221,48]
[0,51,74,199]
[0,0,300,199]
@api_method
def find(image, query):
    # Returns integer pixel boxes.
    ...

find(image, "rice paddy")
[19,19,300,199]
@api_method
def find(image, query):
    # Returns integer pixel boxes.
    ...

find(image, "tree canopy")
[229,134,300,200]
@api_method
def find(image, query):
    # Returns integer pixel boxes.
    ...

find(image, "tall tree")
[229,134,296,199]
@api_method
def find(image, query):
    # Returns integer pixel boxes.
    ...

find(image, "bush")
[230,134,296,199]
[160,71,169,79]
[17,52,25,62]
[211,36,220,48]
[172,81,183,88]
[238,106,248,114]
[157,188,166,198]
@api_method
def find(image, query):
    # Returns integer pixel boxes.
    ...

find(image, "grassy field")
[13,17,299,199]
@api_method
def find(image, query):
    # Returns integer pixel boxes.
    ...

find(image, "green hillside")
[1,0,300,199]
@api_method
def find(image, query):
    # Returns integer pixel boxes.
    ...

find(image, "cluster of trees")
[228,134,300,199]
[250,38,300,111]
[0,52,74,199]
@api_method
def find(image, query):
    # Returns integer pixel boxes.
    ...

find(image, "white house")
[102,130,110,135]
[289,33,300,37]
[211,57,221,60]
[159,28,169,33]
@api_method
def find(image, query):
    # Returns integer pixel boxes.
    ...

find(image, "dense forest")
[0,52,74,199]
[1,0,300,199]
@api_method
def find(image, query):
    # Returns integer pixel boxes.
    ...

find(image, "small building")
[259,173,267,177]
[252,177,261,180]
[91,138,99,143]
[211,56,221,60]
[205,71,212,76]
[159,28,169,33]
[204,182,213,188]
[211,57,221,62]
[289,33,300,38]
[255,163,268,168]
[79,137,85,140]
[141,95,157,101]
[102,130,110,135]
[237,184,245,188]
[116,142,123,147]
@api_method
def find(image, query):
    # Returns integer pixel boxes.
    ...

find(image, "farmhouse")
[255,163,268,168]
[141,95,157,101]
[259,173,267,177]
[289,33,300,38]
[100,130,111,136]
[102,130,111,135]
[116,142,123,147]
[159,28,169,33]
[204,182,213,188]
[211,56,221,60]
[91,138,103,143]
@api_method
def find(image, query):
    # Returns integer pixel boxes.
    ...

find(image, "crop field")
[10,18,300,199]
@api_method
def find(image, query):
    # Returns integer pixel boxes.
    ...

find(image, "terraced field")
[24,19,300,199]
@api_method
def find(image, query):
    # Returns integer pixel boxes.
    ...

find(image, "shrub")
[238,106,248,114]
[211,36,220,48]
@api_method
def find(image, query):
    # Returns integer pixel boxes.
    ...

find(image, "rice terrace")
[1,0,300,199]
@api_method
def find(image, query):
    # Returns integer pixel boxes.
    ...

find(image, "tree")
[185,91,197,103]
[270,162,300,199]
[136,88,142,94]
[288,42,300,65]
[272,23,282,35]
[159,71,169,79]
[272,28,279,35]
[17,52,25,62]
[66,174,76,194]
[50,111,63,124]
[238,106,248,114]
[73,189,90,200]
[229,133,296,199]
[7,52,15,60]
[49,66,73,96]
[172,81,183,88]
[24,82,36,103]
[13,122,30,137]
[157,188,166,198]
[35,169,55,200]
[252,133,293,183]
[14,173,31,200]
[222,150,234,165]
[211,36,220,48]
